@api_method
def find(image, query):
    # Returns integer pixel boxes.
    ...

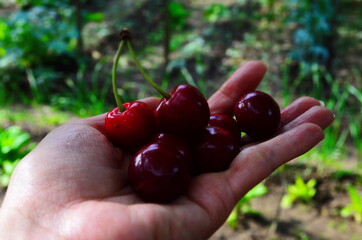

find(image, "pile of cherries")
[104,29,281,203]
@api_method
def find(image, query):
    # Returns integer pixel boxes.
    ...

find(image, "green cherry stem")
[112,39,126,112]
[126,40,171,99]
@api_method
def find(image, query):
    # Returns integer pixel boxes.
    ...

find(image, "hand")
[0,61,334,240]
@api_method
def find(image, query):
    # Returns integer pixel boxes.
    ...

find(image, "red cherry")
[194,126,239,174]
[104,101,157,149]
[208,113,241,142]
[155,84,210,138]
[234,91,280,140]
[128,142,191,203]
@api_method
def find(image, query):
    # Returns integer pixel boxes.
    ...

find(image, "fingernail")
[318,100,325,107]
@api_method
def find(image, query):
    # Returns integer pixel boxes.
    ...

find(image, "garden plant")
[0,0,361,239]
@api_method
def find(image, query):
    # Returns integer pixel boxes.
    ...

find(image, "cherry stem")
[112,39,126,112]
[126,40,171,99]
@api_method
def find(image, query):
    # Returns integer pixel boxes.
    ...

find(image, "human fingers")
[238,97,332,145]
[280,96,325,126]
[186,122,324,236]
[226,122,325,201]
[279,105,334,133]
[208,61,267,115]
[239,96,333,145]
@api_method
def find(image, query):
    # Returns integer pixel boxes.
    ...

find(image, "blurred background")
[0,0,361,239]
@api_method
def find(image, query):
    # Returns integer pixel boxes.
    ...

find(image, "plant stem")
[112,40,126,112]
[126,40,171,99]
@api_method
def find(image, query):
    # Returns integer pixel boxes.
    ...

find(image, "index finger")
[208,61,267,115]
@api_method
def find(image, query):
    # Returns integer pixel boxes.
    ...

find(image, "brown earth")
[210,161,362,240]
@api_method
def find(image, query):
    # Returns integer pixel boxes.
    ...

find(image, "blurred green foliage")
[0,5,77,70]
[281,176,317,209]
[0,0,360,160]
[204,4,232,22]
[168,1,190,30]
[341,185,362,223]
[285,0,334,66]
[0,126,35,186]
[0,0,361,194]
[0,2,361,233]
[227,183,268,229]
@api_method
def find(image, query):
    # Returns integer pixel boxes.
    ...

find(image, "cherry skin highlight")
[208,113,241,142]
[128,142,191,203]
[156,84,210,138]
[152,133,192,169]
[234,91,280,140]
[194,126,239,174]
[104,101,157,149]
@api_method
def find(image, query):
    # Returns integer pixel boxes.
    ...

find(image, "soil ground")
[209,159,362,240]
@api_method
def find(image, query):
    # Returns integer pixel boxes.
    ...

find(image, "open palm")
[0,61,334,240]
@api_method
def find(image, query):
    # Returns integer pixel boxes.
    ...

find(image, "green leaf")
[281,195,295,209]
[0,21,8,40]
[341,205,352,218]
[341,185,362,223]
[281,176,317,208]
[0,159,20,187]
[85,12,104,23]
[244,183,268,200]
[2,159,20,174]
[203,3,231,22]
[0,126,30,154]
[168,1,190,30]
[347,84,362,104]
[226,208,238,229]
[307,178,317,188]
[0,47,6,57]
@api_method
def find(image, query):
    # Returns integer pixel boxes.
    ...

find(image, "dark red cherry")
[155,84,210,138]
[208,113,241,142]
[234,91,280,140]
[194,126,239,174]
[128,142,191,203]
[152,133,192,169]
[104,101,157,149]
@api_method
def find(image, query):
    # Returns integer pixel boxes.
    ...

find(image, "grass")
[0,105,74,129]
[1,59,361,161]
[0,57,361,208]
[0,125,35,187]
[341,185,362,223]
[0,60,362,234]
[50,58,113,117]
[262,61,362,172]
[281,176,317,209]
[0,57,115,118]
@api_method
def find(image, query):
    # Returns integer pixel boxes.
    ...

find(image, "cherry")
[234,91,280,140]
[104,29,158,149]
[122,31,210,138]
[208,113,241,142]
[128,141,191,203]
[156,84,210,138]
[194,126,239,174]
[152,132,192,169]
[104,101,157,149]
